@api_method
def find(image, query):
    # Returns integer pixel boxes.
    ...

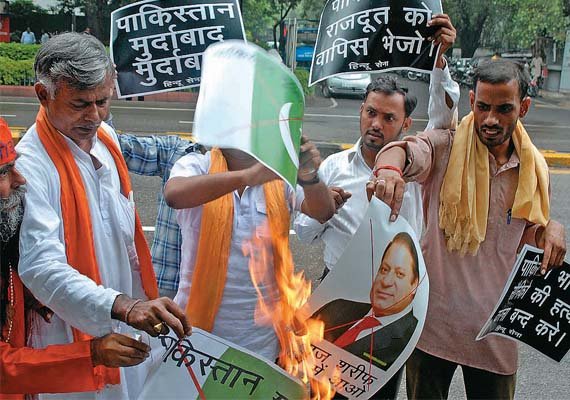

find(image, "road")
[2,79,570,398]
[2,74,570,152]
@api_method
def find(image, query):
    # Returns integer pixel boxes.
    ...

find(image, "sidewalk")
[533,89,570,110]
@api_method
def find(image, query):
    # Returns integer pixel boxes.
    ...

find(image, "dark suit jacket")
[312,299,418,371]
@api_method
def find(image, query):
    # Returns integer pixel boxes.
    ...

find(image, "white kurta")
[16,122,148,399]
[170,151,304,361]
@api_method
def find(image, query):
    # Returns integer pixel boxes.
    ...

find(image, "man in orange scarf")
[164,138,335,361]
[1,118,151,398]
[371,59,566,399]
[14,33,190,399]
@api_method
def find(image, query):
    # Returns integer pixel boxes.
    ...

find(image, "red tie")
[333,315,381,348]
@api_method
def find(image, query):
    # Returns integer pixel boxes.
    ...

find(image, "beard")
[475,120,517,148]
[0,187,25,243]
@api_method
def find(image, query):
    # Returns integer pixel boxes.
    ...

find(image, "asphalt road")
[2,80,570,398]
[2,74,570,152]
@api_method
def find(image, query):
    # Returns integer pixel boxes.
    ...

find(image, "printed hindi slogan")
[139,329,307,399]
[477,245,570,362]
[110,0,246,98]
[309,0,442,85]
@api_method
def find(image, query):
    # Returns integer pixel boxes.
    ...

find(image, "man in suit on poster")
[312,231,419,371]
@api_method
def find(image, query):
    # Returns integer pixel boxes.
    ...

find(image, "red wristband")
[373,165,403,178]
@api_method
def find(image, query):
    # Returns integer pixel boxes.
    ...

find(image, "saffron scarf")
[185,148,291,331]
[439,112,550,255]
[36,106,158,386]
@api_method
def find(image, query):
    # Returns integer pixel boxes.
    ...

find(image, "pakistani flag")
[194,41,305,188]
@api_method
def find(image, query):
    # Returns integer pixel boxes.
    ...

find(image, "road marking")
[179,121,193,124]
[551,168,570,175]
[0,102,38,106]
[0,114,16,117]
[143,225,298,234]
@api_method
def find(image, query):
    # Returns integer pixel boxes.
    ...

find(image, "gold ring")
[153,322,165,334]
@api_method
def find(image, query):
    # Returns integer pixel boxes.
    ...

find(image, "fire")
[244,224,335,399]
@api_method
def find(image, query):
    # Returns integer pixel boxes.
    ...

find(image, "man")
[0,118,152,398]
[164,138,335,361]
[294,14,459,276]
[313,232,419,371]
[118,133,202,299]
[372,59,566,399]
[20,27,35,44]
[15,33,191,399]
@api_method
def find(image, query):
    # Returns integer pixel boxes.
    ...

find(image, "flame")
[244,224,335,400]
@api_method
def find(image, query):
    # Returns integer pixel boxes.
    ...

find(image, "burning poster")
[110,0,246,98]
[477,245,570,362]
[297,198,429,399]
[309,0,443,85]
[193,41,304,188]
[139,330,308,399]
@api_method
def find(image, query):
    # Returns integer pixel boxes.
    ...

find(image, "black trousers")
[406,349,516,400]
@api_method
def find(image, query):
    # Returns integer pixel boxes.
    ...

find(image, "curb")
[9,128,570,169]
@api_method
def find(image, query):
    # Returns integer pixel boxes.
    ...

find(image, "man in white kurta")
[15,32,190,399]
[294,65,460,273]
[17,122,147,399]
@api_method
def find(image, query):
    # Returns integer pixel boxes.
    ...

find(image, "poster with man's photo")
[477,245,570,362]
[309,0,442,86]
[298,198,429,399]
[110,0,246,98]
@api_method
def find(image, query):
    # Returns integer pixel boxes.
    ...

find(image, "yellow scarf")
[439,112,550,255]
[185,148,291,331]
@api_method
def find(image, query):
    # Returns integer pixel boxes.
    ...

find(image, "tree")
[444,0,569,57]
[443,0,495,58]
[9,0,46,20]
[56,0,132,43]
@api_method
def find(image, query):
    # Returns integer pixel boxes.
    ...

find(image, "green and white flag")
[139,329,308,399]
[194,41,305,188]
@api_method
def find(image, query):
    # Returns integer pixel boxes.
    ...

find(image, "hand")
[113,295,192,339]
[245,162,280,187]
[427,14,456,67]
[330,187,351,211]
[366,169,406,222]
[90,333,150,368]
[298,136,322,182]
[537,220,567,274]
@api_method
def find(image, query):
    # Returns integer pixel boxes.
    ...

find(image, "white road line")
[179,121,194,124]
[0,114,16,117]
[143,226,298,234]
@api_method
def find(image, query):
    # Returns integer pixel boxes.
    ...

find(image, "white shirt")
[170,151,304,361]
[16,122,148,399]
[294,66,460,270]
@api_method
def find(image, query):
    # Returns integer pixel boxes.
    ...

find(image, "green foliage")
[0,57,35,86]
[498,0,568,47]
[0,43,40,61]
[294,68,314,96]
[9,0,46,17]
[444,0,569,56]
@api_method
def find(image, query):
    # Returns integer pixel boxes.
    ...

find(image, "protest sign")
[477,245,570,362]
[139,329,308,399]
[309,0,442,86]
[298,198,429,399]
[110,0,246,98]
[193,41,304,189]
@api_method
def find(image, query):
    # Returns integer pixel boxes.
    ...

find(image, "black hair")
[382,231,419,283]
[473,59,530,101]
[364,75,418,117]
